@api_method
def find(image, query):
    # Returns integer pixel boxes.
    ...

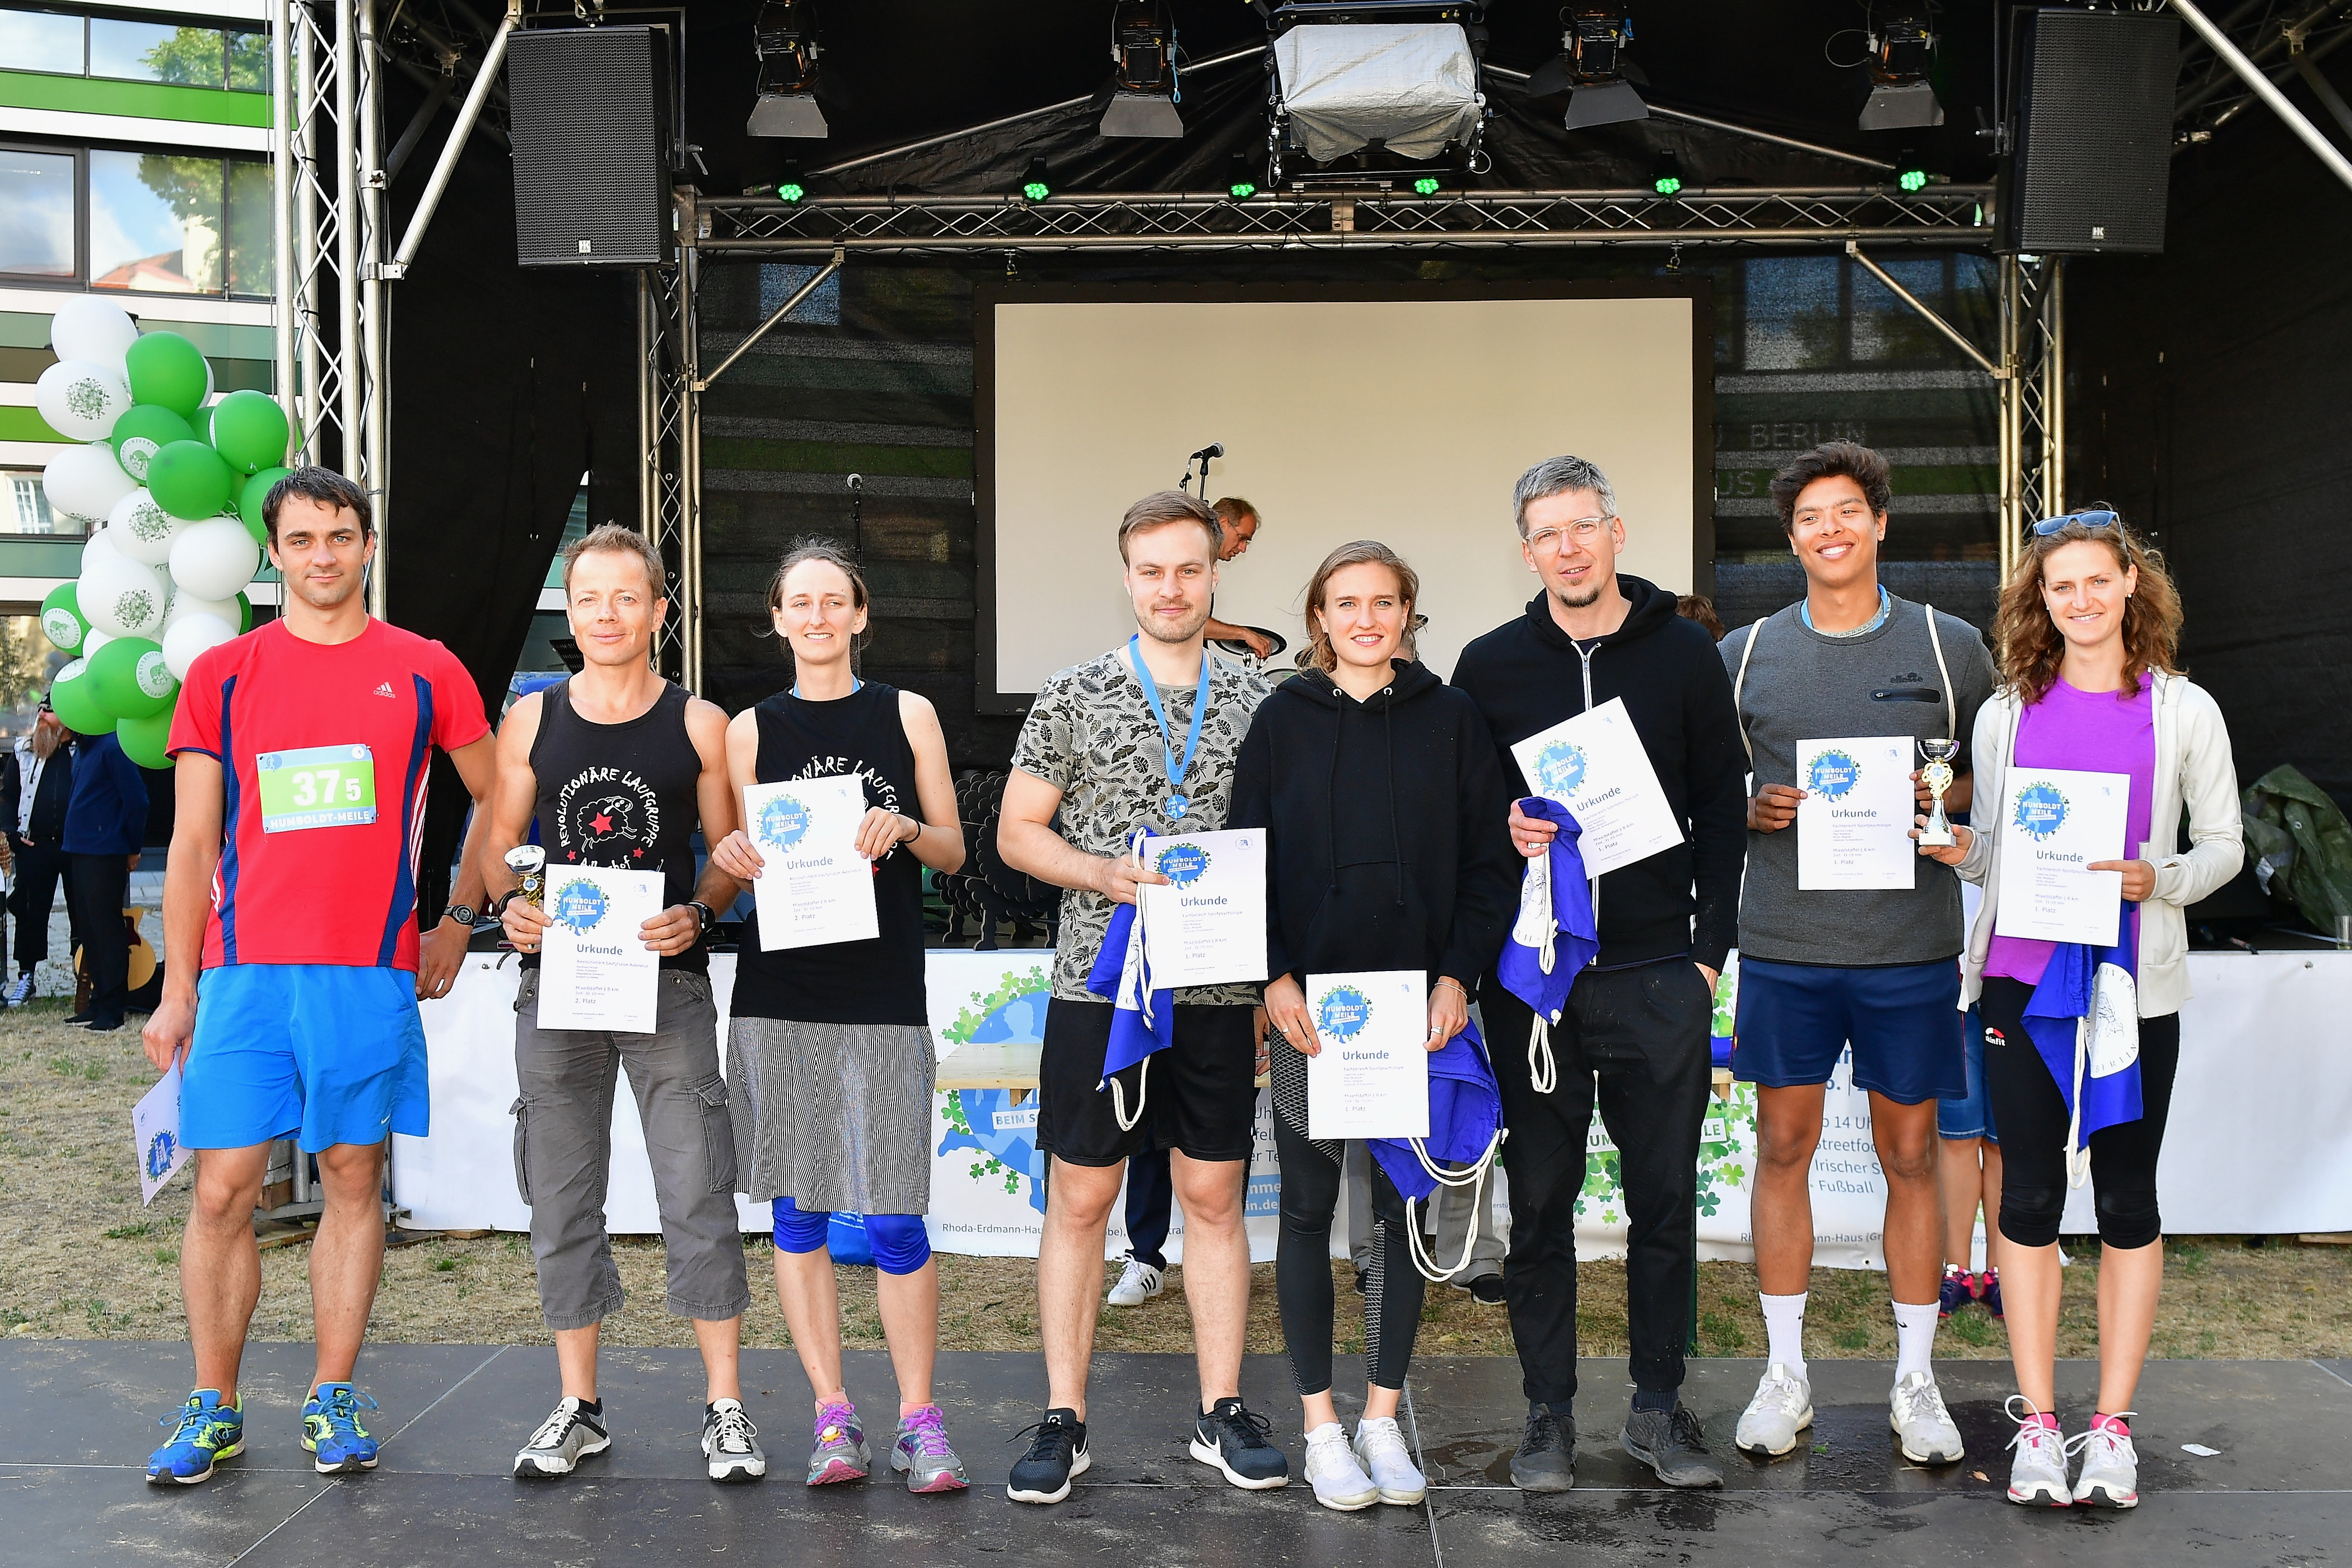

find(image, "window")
[0,147,76,279]
[92,148,223,293]
[1,142,274,296]
[0,8,84,73]
[6,472,58,534]
[0,10,267,92]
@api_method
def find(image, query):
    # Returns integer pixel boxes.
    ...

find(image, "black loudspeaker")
[1999,9,2179,255]
[506,26,672,268]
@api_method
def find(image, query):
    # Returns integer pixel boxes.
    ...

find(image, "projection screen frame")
[973,278,1716,717]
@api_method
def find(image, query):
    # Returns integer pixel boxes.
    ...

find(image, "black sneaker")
[1454,1272,1507,1305]
[1007,1408,1088,1504]
[1510,1402,1575,1492]
[1621,1401,1723,1490]
[1189,1396,1290,1490]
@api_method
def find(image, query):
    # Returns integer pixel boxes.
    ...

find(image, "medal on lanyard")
[1126,634,1211,820]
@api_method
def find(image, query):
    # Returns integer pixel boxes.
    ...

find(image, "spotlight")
[1227,153,1259,200]
[1021,158,1053,203]
[1412,174,1442,197]
[776,178,806,204]
[1100,0,1184,138]
[1651,153,1682,197]
[1859,8,1944,132]
[1528,10,1650,132]
[1895,150,1929,192]
[747,0,828,139]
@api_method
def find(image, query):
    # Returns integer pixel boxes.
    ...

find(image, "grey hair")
[1512,455,1620,538]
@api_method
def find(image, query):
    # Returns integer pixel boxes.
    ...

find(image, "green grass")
[103,1221,152,1240]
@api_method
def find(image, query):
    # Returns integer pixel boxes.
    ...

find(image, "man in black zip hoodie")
[1450,454,1747,1492]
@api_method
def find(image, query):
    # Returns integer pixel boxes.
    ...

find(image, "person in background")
[5,700,77,1006]
[1936,1021,2003,1323]
[1922,507,2241,1512]
[1202,497,1272,660]
[63,725,148,1032]
[1676,595,1726,640]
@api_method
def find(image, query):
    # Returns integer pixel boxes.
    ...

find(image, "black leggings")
[1269,1035,1425,1396]
[1977,976,2181,1250]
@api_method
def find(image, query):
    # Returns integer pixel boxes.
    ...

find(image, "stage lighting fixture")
[1528,10,1650,132]
[1859,9,1944,132]
[1651,153,1683,196]
[776,178,806,203]
[1228,153,1259,200]
[1022,158,1053,202]
[748,0,828,138]
[1413,174,1442,196]
[1896,150,1928,192]
[1100,0,1184,139]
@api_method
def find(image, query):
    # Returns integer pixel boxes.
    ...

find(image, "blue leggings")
[771,1196,932,1276]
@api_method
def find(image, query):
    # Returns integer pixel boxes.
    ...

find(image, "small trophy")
[1917,738,1959,848]
[505,843,547,907]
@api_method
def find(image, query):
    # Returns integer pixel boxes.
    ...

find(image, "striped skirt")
[725,1016,935,1215]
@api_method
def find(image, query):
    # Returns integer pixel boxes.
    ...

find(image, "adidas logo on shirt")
[374,682,396,698]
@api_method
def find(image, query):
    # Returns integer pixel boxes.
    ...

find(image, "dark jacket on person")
[62,734,147,857]
[8,738,73,848]
[1449,575,1748,973]
[1230,658,1518,990]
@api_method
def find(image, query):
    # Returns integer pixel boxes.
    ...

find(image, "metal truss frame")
[638,245,701,689]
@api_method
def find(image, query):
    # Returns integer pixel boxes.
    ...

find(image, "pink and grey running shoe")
[891,1404,969,1493]
[806,1401,870,1485]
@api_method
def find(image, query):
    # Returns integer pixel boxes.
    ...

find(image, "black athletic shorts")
[1036,998,1257,1167]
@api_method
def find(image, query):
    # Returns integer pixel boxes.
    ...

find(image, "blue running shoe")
[146,1390,245,1485]
[302,1382,382,1474]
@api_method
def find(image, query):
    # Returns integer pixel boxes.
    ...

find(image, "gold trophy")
[505,844,547,907]
[1917,738,1959,848]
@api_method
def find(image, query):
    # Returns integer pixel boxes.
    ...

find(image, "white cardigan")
[1955,671,2243,1018]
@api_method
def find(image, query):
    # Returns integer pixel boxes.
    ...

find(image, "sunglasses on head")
[2032,508,2120,537]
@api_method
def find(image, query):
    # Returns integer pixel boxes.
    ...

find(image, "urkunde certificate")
[1509,697,1683,876]
[1138,828,1268,988]
[1795,736,1917,891]
[744,776,881,951]
[1994,766,2130,947]
[1304,970,1430,1140]
[539,864,663,1033]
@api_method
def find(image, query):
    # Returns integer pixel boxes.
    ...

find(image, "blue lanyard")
[791,676,862,699]
[1126,634,1211,819]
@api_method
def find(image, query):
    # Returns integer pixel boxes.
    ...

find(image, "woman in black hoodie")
[1230,540,1517,1513]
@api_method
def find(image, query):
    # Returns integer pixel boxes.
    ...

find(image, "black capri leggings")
[1977,976,2181,1251]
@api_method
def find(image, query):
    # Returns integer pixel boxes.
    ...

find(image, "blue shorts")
[1732,956,1965,1105]
[1935,1006,1999,1142]
[180,964,429,1152]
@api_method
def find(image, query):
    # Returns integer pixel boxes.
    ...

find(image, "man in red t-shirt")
[139,468,497,1486]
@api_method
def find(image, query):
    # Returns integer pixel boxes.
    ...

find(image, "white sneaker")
[1351,1415,1426,1505]
[1303,1422,1378,1511]
[1733,1364,1814,1459]
[701,1397,767,1483]
[1105,1257,1164,1307]
[2069,1417,2139,1509]
[2004,1397,2071,1506]
[2,973,32,1007]
[1889,1370,1964,1464]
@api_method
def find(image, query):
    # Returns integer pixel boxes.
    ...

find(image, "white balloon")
[81,626,116,660]
[81,525,123,576]
[168,516,260,601]
[80,548,169,640]
[162,613,239,682]
[165,590,242,632]
[106,487,183,566]
[34,358,132,442]
[42,442,137,530]
[48,297,139,368]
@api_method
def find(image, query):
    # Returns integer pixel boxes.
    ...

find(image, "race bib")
[255,744,378,832]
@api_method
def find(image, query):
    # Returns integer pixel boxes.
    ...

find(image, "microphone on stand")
[1179,441,1226,494]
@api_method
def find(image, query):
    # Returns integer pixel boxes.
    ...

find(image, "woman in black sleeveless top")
[708,541,968,1492]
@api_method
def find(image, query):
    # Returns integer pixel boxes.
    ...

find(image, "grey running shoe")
[1510,1402,1575,1492]
[1621,1401,1723,1489]
[890,1404,969,1493]
[702,1398,766,1483]
[2069,1417,2139,1509]
[1352,1415,1426,1505]
[1735,1364,1814,1459]
[2004,1397,2071,1506]
[806,1400,869,1485]
[1889,1370,1964,1464]
[514,1396,610,1480]
[1303,1422,1378,1511]
[1105,1257,1164,1307]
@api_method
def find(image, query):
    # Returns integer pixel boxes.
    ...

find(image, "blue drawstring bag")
[1083,829,1173,1132]
[1495,796,1599,1095]
[2021,935,2143,1187]
[1368,1018,1508,1281]
[827,1211,875,1267]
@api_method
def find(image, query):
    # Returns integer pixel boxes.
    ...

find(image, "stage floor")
[3,1344,2347,1566]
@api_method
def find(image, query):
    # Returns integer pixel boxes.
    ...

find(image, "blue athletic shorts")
[1935,1006,1999,1142]
[1732,955,1965,1105]
[180,964,430,1152]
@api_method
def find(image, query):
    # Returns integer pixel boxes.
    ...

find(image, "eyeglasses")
[2032,508,2119,537]
[1525,516,1614,554]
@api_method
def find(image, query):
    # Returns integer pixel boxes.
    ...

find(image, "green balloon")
[239,466,290,544]
[48,660,115,737]
[236,590,254,632]
[148,439,235,522]
[189,402,214,446]
[40,581,87,652]
[87,636,175,720]
[209,390,289,475]
[124,332,211,419]
[117,704,176,770]
[110,404,197,482]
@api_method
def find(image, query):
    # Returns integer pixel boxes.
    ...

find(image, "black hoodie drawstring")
[1383,690,1404,908]
[1323,669,1410,909]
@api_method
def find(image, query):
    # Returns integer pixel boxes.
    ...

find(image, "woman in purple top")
[1918,511,2241,1514]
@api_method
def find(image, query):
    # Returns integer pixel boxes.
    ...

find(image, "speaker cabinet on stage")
[1998,8,2179,255]
[506,26,672,268]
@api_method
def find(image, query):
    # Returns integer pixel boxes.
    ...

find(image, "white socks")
[1892,1299,1939,1383]
[1760,1291,1808,1381]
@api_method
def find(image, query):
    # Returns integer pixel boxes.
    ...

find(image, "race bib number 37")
[255,744,378,832]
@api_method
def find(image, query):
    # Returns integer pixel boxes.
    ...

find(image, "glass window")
[6,472,58,534]
[0,8,85,74]
[90,148,222,293]
[0,147,77,279]
[227,29,267,91]
[1742,256,1842,371]
[0,614,65,741]
[225,156,273,296]
[90,17,224,87]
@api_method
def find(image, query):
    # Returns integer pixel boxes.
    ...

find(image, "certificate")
[1994,767,2130,946]
[1509,697,1683,876]
[1795,736,1917,891]
[1138,828,1268,988]
[744,776,881,951]
[1304,969,1430,1140]
[539,864,663,1033]
[133,1064,190,1205]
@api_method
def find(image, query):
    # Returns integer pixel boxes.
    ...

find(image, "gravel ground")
[5,999,2348,1366]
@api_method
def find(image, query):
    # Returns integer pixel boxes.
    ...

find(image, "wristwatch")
[444,902,479,927]
[686,899,716,935]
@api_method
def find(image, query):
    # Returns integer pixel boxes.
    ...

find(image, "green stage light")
[1413,175,1441,196]
[1653,153,1684,197]
[1898,167,1927,192]
[1022,157,1052,202]
[777,180,806,203]
[1227,152,1259,200]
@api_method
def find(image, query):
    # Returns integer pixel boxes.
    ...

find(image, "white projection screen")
[976,282,1712,712]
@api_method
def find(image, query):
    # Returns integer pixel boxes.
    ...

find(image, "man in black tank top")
[475,527,763,1486]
